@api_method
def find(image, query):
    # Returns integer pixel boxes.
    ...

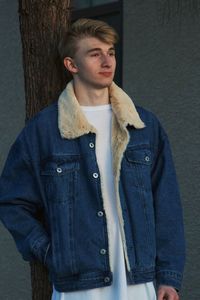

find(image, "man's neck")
[73,81,110,106]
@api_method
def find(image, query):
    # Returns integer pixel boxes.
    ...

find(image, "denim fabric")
[0,102,185,292]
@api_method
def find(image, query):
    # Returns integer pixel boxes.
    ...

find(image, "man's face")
[69,37,116,89]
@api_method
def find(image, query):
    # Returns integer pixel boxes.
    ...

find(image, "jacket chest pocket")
[124,148,152,190]
[40,155,80,203]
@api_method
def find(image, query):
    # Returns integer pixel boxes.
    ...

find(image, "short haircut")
[59,18,119,60]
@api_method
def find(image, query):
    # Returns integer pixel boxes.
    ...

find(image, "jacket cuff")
[156,270,183,291]
[31,235,50,264]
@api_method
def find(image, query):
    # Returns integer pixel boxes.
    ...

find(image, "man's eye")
[91,53,99,57]
[109,52,115,56]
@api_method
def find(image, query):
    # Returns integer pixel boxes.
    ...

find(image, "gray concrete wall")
[0,1,31,299]
[123,1,200,299]
[1,1,199,299]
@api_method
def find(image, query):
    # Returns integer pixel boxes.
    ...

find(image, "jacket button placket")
[89,137,108,269]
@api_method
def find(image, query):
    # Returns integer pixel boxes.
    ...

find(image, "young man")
[0,19,185,300]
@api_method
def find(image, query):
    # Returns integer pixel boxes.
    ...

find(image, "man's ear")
[63,57,78,74]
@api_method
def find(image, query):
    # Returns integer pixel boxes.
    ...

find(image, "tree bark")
[18,0,71,120]
[18,1,71,299]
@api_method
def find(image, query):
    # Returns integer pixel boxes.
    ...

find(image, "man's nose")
[101,54,112,67]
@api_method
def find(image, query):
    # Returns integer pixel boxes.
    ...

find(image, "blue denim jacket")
[0,82,185,292]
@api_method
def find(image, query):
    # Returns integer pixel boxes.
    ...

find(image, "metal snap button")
[100,249,106,255]
[89,142,94,148]
[97,211,104,217]
[145,156,150,162]
[104,277,110,283]
[93,173,99,179]
[56,167,62,173]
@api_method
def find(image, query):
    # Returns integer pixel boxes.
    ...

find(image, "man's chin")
[94,79,113,89]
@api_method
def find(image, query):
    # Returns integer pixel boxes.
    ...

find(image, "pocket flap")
[125,149,152,165]
[41,155,80,175]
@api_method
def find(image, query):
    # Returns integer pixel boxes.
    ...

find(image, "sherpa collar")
[58,80,145,139]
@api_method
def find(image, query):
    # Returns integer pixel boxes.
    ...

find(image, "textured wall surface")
[0,1,31,299]
[0,1,199,299]
[123,1,200,299]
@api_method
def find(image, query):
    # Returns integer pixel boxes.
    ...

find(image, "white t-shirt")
[52,104,156,300]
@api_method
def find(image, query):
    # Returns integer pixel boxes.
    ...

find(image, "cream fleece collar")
[58,81,145,139]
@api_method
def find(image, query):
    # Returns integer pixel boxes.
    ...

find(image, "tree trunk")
[18,0,71,120]
[18,1,71,299]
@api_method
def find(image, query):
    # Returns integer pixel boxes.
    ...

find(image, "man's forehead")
[77,36,114,51]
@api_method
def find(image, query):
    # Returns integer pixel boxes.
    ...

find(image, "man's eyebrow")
[86,47,115,54]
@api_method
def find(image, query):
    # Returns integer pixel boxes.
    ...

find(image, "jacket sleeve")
[0,134,50,264]
[151,120,186,291]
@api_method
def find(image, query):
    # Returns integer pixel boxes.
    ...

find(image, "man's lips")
[99,72,113,77]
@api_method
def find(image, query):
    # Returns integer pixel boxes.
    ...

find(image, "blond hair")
[59,18,119,59]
